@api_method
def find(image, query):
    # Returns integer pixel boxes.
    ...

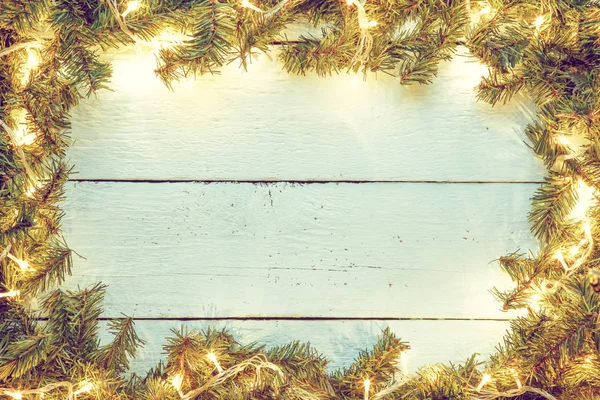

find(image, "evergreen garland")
[0,0,599,398]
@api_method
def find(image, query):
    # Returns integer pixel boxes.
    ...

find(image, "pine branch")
[0,332,51,380]
[155,0,236,88]
[529,174,577,245]
[332,328,409,398]
[95,317,145,373]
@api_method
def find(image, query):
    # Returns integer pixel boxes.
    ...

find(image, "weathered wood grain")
[61,181,537,319]
[98,319,509,374]
[68,45,544,182]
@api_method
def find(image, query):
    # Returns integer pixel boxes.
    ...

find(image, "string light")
[363,378,371,400]
[585,355,593,364]
[569,239,586,255]
[479,5,491,14]
[171,373,184,396]
[20,47,41,86]
[207,352,224,374]
[73,381,94,395]
[366,20,377,27]
[4,391,23,400]
[24,48,40,70]
[241,0,264,12]
[509,368,522,389]
[6,253,30,271]
[556,135,570,146]
[122,0,141,17]
[0,290,20,299]
[528,292,542,309]
[152,29,187,51]
[554,251,568,271]
[569,179,597,221]
[240,0,290,16]
[476,373,491,392]
[534,15,544,30]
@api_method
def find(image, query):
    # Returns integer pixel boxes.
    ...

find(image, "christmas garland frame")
[1,0,600,398]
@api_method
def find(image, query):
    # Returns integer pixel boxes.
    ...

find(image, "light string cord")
[472,384,558,400]
[0,119,34,180]
[241,0,292,17]
[0,42,44,59]
[0,381,94,400]
[105,0,140,43]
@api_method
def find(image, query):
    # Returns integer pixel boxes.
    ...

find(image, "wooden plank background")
[60,42,546,375]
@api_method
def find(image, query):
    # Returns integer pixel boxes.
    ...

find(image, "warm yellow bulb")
[476,373,491,392]
[556,135,570,146]
[569,180,596,222]
[7,253,30,271]
[346,0,354,5]
[534,15,544,30]
[569,245,580,255]
[25,48,40,69]
[122,0,141,17]
[554,251,568,270]
[74,381,94,395]
[171,373,183,391]
[479,5,492,14]
[363,378,371,400]
[5,391,23,400]
[509,368,522,389]
[0,290,20,299]
[366,20,377,28]
[241,0,263,11]
[207,351,224,373]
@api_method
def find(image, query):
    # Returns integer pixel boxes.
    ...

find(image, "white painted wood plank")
[61,181,536,319]
[68,46,545,182]
[98,319,509,375]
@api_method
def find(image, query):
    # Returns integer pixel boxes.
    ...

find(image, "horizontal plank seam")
[70,178,544,185]
[91,316,513,322]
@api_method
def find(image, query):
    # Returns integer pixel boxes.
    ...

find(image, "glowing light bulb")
[363,378,371,400]
[25,48,40,69]
[479,5,491,14]
[5,391,23,400]
[528,292,542,309]
[556,135,570,146]
[569,245,580,255]
[122,0,141,17]
[7,253,29,271]
[20,48,41,85]
[476,373,491,392]
[25,181,38,198]
[585,355,593,364]
[366,20,377,28]
[0,290,20,299]
[509,368,522,389]
[171,373,183,392]
[207,352,224,374]
[241,0,263,12]
[154,29,186,51]
[554,251,568,271]
[346,0,354,4]
[534,15,544,30]
[74,381,94,395]
[569,180,596,222]
[16,130,36,146]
